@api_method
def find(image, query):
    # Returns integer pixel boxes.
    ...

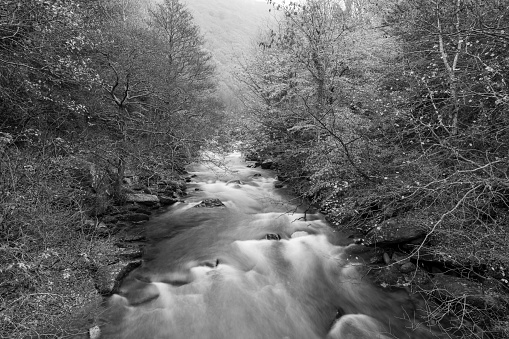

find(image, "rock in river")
[125,193,160,206]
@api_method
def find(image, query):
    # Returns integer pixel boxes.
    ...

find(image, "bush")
[0,146,103,338]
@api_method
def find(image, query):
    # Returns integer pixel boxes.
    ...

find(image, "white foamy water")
[99,153,441,339]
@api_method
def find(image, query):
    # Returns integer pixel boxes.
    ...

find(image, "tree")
[241,0,387,187]
[386,0,509,135]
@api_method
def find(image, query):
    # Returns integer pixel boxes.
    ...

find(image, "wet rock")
[276,175,288,182]
[92,261,131,296]
[392,252,411,264]
[120,235,146,242]
[131,184,146,191]
[129,207,151,215]
[260,160,274,169]
[274,181,284,188]
[117,249,143,260]
[194,198,225,208]
[265,233,281,240]
[119,213,150,222]
[159,196,178,206]
[383,252,391,265]
[226,179,243,185]
[400,262,416,273]
[364,217,427,246]
[253,173,262,177]
[125,193,159,206]
[89,326,100,339]
[344,245,385,264]
[244,152,260,162]
[372,265,402,287]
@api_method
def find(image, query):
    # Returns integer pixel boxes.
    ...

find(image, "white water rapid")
[99,152,442,339]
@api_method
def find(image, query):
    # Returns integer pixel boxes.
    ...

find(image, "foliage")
[0,0,226,337]
[241,1,509,337]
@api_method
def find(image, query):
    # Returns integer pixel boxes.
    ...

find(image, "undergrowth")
[0,146,106,338]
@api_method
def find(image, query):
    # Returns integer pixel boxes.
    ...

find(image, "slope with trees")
[239,0,509,337]
[0,0,225,337]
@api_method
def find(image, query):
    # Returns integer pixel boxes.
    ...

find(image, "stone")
[423,274,500,310]
[253,173,262,177]
[276,175,288,182]
[89,326,101,339]
[400,262,416,273]
[194,198,225,208]
[260,160,274,169]
[159,196,178,206]
[119,213,150,222]
[226,179,243,185]
[364,217,427,246]
[392,252,410,264]
[117,250,143,260]
[265,233,281,240]
[125,193,159,206]
[344,245,385,265]
[274,181,284,188]
[383,252,391,265]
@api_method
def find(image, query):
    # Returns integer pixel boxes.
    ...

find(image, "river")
[99,152,441,339]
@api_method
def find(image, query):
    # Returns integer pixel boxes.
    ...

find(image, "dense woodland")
[1,0,509,338]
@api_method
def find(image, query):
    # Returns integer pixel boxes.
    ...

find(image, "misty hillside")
[182,0,273,106]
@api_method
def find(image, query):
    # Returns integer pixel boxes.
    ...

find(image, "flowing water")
[99,152,442,339]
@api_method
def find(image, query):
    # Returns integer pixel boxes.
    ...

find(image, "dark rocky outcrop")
[363,217,427,246]
[159,196,179,206]
[125,193,160,206]
[194,198,225,208]
[118,213,150,222]
[259,159,275,169]
[91,260,142,296]
[265,233,281,240]
[226,179,243,185]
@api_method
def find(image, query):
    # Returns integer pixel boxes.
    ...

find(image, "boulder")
[400,262,416,273]
[364,217,427,246]
[276,175,288,182]
[92,261,141,296]
[344,245,385,265]
[125,193,159,206]
[89,326,101,339]
[274,181,284,188]
[194,198,225,208]
[422,274,503,311]
[226,179,243,185]
[265,233,281,240]
[260,160,274,169]
[119,213,150,222]
[159,196,179,206]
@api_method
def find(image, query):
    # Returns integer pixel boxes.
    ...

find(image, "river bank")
[255,155,509,338]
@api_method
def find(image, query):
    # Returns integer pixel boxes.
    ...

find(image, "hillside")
[181,0,273,107]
